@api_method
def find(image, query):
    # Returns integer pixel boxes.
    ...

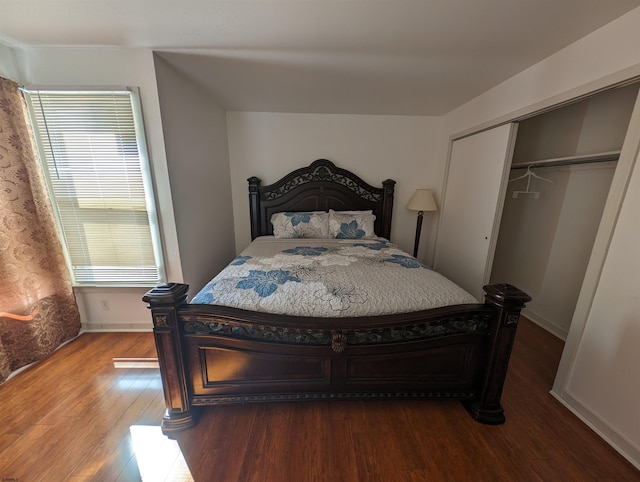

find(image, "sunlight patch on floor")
[129,425,194,481]
[116,373,163,391]
[113,357,160,368]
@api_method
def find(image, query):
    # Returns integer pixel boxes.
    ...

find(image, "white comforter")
[191,237,477,317]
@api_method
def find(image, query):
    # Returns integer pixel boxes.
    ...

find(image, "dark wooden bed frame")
[144,159,531,437]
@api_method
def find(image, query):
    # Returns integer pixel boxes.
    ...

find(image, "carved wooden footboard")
[144,282,530,437]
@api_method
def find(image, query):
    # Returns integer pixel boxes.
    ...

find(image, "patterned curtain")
[0,76,80,383]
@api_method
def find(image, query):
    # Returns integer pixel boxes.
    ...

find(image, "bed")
[144,159,530,437]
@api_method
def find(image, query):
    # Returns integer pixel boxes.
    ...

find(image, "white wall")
[226,112,444,262]
[154,54,236,295]
[16,47,182,330]
[442,6,640,468]
[0,44,20,81]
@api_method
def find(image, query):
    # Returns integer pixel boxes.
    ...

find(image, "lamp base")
[413,211,424,258]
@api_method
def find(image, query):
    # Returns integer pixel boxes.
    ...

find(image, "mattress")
[191,237,477,317]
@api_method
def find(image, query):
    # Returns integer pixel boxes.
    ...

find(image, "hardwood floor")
[0,319,638,481]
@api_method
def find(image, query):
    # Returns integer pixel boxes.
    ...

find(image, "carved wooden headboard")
[248,159,396,240]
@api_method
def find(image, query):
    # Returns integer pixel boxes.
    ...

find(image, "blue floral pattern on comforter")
[191,237,477,317]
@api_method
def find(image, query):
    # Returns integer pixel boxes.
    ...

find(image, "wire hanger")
[508,165,552,199]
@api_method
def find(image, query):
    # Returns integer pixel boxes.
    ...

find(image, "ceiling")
[2,1,640,115]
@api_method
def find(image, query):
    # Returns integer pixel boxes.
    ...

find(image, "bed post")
[248,176,261,241]
[143,283,197,437]
[381,179,395,240]
[465,283,531,424]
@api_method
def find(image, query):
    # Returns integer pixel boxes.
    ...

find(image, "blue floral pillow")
[271,211,330,238]
[328,209,376,239]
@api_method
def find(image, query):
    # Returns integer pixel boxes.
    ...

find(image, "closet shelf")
[511,150,620,169]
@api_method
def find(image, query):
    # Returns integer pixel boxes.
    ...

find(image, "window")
[23,89,165,285]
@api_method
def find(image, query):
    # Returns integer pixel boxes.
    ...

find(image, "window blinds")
[24,90,164,285]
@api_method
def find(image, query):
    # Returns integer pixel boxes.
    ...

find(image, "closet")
[435,82,640,339]
[489,83,639,339]
[433,78,640,468]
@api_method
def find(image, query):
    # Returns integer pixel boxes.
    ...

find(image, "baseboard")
[81,322,152,332]
[521,308,568,341]
[550,389,640,471]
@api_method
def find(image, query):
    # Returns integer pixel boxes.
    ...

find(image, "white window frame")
[23,87,166,287]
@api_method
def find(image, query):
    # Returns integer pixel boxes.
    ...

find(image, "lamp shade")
[406,189,438,212]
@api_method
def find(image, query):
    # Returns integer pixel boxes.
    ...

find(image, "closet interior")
[490,83,640,339]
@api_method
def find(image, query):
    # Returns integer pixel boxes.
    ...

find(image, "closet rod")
[511,151,620,170]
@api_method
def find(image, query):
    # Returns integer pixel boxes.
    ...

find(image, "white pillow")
[328,209,376,239]
[270,211,330,238]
